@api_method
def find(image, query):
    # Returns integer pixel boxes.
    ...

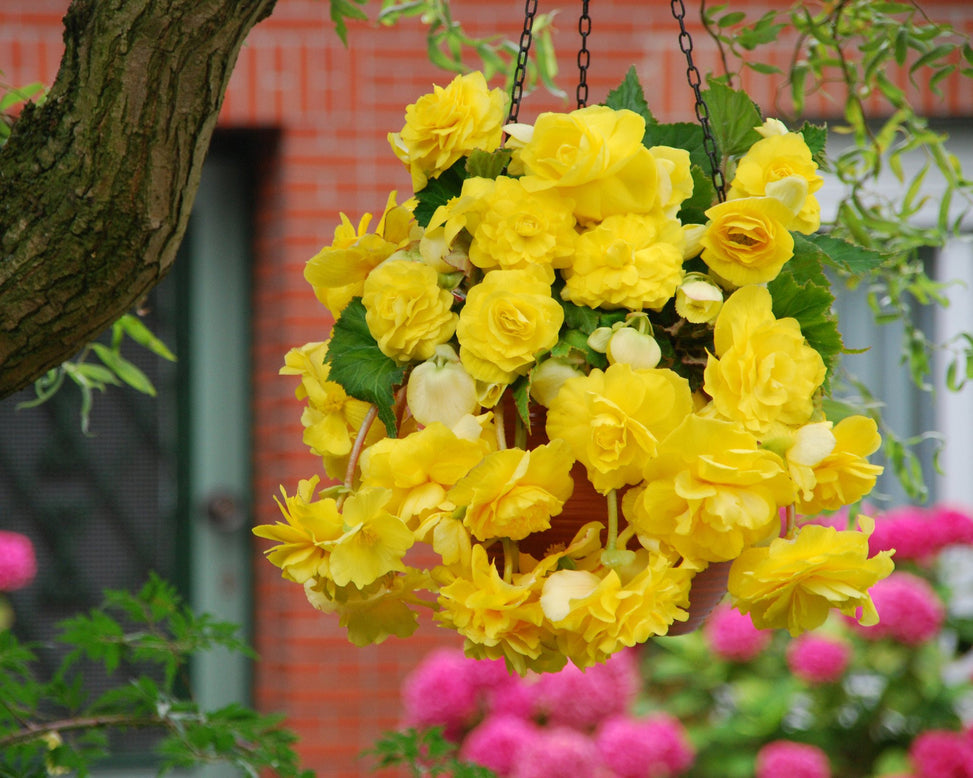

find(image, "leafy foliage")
[365,726,497,777]
[0,575,312,777]
[325,297,407,436]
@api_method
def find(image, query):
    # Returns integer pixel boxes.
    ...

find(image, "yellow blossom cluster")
[255,71,893,673]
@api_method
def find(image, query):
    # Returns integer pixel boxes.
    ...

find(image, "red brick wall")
[3,2,973,775]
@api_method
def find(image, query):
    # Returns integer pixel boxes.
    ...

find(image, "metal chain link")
[576,0,591,108]
[507,0,538,125]
[670,0,726,201]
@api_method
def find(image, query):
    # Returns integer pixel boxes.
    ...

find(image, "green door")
[0,143,253,777]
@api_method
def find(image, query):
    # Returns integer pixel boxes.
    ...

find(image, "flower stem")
[495,396,507,450]
[343,405,379,501]
[606,489,619,551]
[502,537,518,581]
[785,503,797,539]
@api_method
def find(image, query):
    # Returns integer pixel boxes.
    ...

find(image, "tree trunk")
[0,0,277,398]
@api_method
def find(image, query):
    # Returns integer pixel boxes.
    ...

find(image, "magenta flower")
[910,729,973,778]
[867,504,973,562]
[756,740,831,778]
[531,649,639,731]
[461,715,538,777]
[0,531,37,592]
[703,603,772,662]
[850,571,945,645]
[786,634,852,684]
[511,726,609,778]
[400,648,481,740]
[596,713,695,777]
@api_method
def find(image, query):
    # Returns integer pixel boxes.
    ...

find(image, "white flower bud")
[675,274,724,324]
[606,327,662,370]
[406,345,478,427]
[756,117,789,138]
[530,358,585,407]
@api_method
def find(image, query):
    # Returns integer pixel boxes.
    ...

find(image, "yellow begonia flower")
[546,363,693,494]
[784,420,838,498]
[728,517,895,635]
[561,213,685,311]
[649,145,694,218]
[435,545,555,675]
[467,176,577,271]
[728,131,824,234]
[796,415,884,514]
[703,285,826,438]
[541,553,692,668]
[327,487,415,589]
[675,274,724,324]
[514,105,661,223]
[361,259,458,363]
[253,477,345,584]
[700,196,796,287]
[625,414,794,562]
[360,422,488,524]
[449,439,575,542]
[388,71,507,191]
[304,192,412,316]
[279,341,385,479]
[456,265,564,384]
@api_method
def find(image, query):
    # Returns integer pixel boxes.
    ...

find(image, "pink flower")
[910,729,973,778]
[531,649,640,731]
[756,740,831,778]
[511,726,610,778]
[850,571,945,645]
[596,714,695,777]
[929,505,973,549]
[461,715,538,777]
[0,531,37,592]
[401,648,481,740]
[703,604,772,662]
[868,504,973,562]
[786,634,852,684]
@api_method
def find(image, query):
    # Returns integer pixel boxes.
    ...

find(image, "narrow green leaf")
[117,314,177,361]
[324,298,405,436]
[90,343,157,396]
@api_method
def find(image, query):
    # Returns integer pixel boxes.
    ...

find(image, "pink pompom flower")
[461,715,538,777]
[786,633,852,684]
[850,571,945,645]
[910,729,973,778]
[703,604,772,662]
[0,531,37,592]
[756,740,831,778]
[400,648,482,740]
[596,713,695,778]
[511,726,610,778]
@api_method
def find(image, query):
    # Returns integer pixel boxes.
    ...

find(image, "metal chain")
[577,0,591,108]
[670,0,726,201]
[507,0,538,125]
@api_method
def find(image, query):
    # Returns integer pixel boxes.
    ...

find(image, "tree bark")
[0,0,277,398]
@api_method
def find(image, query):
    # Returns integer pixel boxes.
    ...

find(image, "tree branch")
[0,0,277,398]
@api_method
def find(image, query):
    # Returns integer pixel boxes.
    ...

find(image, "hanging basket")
[254,3,893,674]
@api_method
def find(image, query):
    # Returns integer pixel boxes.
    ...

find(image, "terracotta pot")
[498,396,729,634]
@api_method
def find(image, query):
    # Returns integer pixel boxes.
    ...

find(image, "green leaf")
[676,165,718,224]
[329,0,368,45]
[413,158,467,228]
[604,66,653,125]
[642,122,709,171]
[768,270,842,376]
[700,82,762,158]
[796,121,828,161]
[116,314,177,361]
[465,148,512,180]
[325,298,405,436]
[90,343,157,396]
[798,232,886,276]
